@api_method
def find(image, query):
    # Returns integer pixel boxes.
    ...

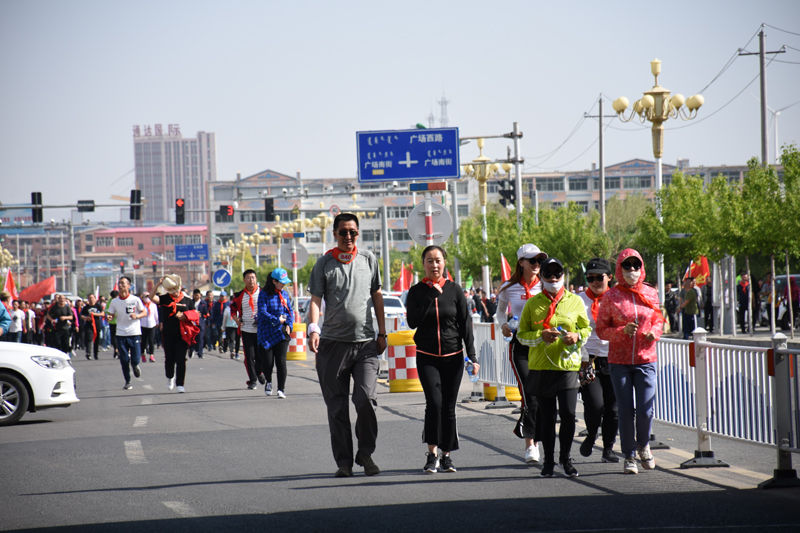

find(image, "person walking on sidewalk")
[406,245,477,474]
[496,243,547,465]
[577,258,620,464]
[188,289,207,359]
[222,300,240,359]
[596,249,664,475]
[308,213,387,478]
[257,268,294,399]
[139,292,158,363]
[231,269,264,389]
[106,277,147,390]
[156,275,195,393]
[81,294,104,360]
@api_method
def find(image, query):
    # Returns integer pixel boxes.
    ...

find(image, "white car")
[0,342,80,426]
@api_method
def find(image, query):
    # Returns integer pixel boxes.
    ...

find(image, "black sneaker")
[132,365,141,378]
[540,461,555,477]
[440,454,457,472]
[258,373,266,385]
[601,448,620,463]
[355,451,380,476]
[247,382,257,390]
[423,452,439,474]
[334,466,353,478]
[560,457,579,477]
[579,434,596,457]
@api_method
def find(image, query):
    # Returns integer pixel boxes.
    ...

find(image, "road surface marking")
[133,416,148,427]
[142,384,153,390]
[124,440,147,464]
[141,397,153,405]
[163,501,198,517]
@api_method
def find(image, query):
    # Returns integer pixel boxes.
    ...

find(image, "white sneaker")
[265,383,273,396]
[177,386,185,393]
[637,445,655,470]
[167,377,175,390]
[525,443,540,464]
[277,390,286,399]
[624,457,639,474]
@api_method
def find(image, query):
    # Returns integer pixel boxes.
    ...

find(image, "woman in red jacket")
[596,249,664,475]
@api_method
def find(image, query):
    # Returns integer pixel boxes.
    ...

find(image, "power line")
[765,23,800,37]
[531,119,614,171]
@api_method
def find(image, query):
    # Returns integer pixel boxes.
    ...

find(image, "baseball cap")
[271,268,292,284]
[540,258,564,277]
[517,244,547,261]
[585,258,612,275]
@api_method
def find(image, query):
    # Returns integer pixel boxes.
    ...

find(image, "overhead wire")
[764,24,800,37]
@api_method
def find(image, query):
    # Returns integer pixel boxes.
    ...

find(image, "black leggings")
[537,387,578,463]
[163,333,188,386]
[262,339,290,391]
[580,356,618,449]
[224,327,240,354]
[417,352,464,452]
[509,336,541,441]
[141,327,156,356]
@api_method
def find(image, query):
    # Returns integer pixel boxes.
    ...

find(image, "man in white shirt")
[8,300,25,343]
[106,277,147,390]
[233,269,264,389]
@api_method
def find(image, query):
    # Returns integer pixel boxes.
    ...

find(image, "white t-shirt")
[9,309,24,333]
[106,295,145,337]
[496,278,543,327]
[579,291,609,358]
[140,301,159,329]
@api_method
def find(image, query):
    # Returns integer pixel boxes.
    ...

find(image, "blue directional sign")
[212,269,232,288]
[175,244,209,262]
[356,127,460,183]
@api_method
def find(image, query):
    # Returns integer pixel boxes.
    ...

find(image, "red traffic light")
[152,261,157,266]
[176,198,185,208]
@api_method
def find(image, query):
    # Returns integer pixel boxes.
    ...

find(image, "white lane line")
[142,384,153,390]
[124,440,147,464]
[141,397,153,405]
[163,501,198,517]
[133,416,148,427]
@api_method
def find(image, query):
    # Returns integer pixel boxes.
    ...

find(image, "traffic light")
[176,198,185,224]
[130,189,142,220]
[264,198,274,220]
[31,192,43,223]
[120,261,125,274]
[152,261,157,274]
[498,180,516,208]
[219,205,234,222]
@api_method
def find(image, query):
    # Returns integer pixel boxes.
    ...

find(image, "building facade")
[133,124,217,224]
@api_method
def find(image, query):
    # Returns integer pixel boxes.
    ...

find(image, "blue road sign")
[356,127,460,183]
[175,244,209,262]
[212,269,232,288]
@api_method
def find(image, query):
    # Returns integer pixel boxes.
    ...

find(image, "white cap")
[517,244,547,261]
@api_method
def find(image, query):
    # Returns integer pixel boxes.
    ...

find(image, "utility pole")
[450,181,462,286]
[739,25,785,165]
[584,95,612,232]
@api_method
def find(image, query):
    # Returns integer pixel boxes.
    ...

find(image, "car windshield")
[384,297,403,310]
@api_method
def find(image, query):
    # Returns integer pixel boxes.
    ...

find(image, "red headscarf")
[614,249,661,313]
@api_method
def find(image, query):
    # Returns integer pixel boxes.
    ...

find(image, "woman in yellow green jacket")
[517,258,592,477]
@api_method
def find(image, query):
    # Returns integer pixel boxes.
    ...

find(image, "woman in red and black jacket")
[406,245,478,475]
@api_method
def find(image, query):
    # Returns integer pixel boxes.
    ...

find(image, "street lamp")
[612,58,704,304]
[461,138,502,293]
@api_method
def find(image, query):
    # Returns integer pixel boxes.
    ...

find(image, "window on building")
[536,177,565,191]
[387,206,413,218]
[138,243,144,250]
[96,236,114,247]
[361,229,382,242]
[85,245,93,252]
[623,176,652,189]
[84,234,93,242]
[549,202,564,209]
[488,181,500,194]
[457,205,469,218]
[165,250,175,260]
[165,235,183,245]
[575,201,589,214]
[389,229,411,241]
[456,182,468,194]
[593,177,621,190]
[185,234,203,244]
[239,211,266,222]
[569,177,588,191]
[306,231,321,243]
[152,237,162,246]
[275,212,299,222]
[216,234,235,246]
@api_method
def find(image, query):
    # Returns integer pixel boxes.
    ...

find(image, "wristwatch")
[377,333,387,338]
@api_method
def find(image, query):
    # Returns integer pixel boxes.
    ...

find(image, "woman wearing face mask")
[516,258,591,478]
[577,258,619,464]
[406,245,478,474]
[596,249,664,475]
[496,244,548,465]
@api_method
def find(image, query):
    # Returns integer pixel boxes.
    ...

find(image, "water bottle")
[504,315,519,343]
[556,326,580,356]
[465,356,479,383]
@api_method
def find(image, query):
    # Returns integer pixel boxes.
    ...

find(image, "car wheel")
[0,372,30,426]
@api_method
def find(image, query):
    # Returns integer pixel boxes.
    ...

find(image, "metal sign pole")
[424,191,434,247]
[291,236,300,322]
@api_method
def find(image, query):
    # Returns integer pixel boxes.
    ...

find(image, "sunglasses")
[542,271,563,280]
[621,261,642,271]
[337,229,359,238]
[526,256,545,265]
[586,275,606,283]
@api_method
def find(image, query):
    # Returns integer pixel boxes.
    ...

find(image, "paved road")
[3,346,800,532]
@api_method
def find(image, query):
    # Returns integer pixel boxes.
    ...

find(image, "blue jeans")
[101,325,111,348]
[682,312,698,340]
[609,362,657,458]
[8,331,22,343]
[116,335,142,384]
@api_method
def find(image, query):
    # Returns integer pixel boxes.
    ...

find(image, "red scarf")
[278,291,288,311]
[584,287,606,323]
[165,293,180,317]
[739,280,749,290]
[326,246,357,264]
[244,286,258,313]
[422,276,446,293]
[536,287,565,329]
[520,275,539,300]
[617,283,661,314]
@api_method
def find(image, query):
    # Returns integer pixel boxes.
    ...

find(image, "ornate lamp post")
[612,59,704,303]
[461,138,501,293]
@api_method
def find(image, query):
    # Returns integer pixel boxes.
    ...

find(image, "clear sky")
[2,0,799,222]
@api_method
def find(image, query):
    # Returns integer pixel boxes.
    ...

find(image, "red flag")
[18,276,57,303]
[113,275,119,292]
[500,253,512,283]
[393,262,407,292]
[3,270,19,302]
[445,269,453,282]
[684,256,711,287]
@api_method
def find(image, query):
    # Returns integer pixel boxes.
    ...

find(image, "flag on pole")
[3,270,19,302]
[684,256,711,287]
[392,262,414,292]
[113,275,119,292]
[18,276,57,303]
[500,253,512,283]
